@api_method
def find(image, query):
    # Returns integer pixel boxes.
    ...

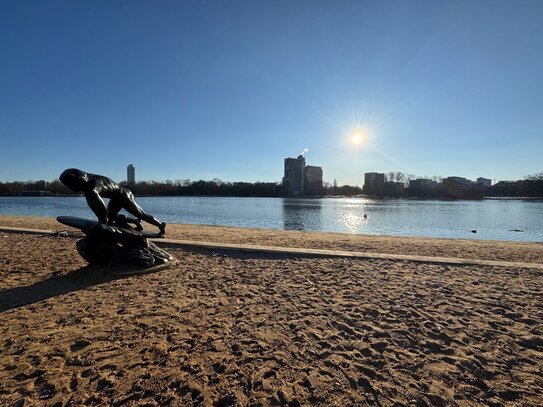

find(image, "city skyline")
[1,158,534,188]
[1,1,542,185]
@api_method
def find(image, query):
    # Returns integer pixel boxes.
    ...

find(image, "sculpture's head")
[60,168,89,192]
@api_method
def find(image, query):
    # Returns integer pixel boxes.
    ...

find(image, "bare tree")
[525,172,543,181]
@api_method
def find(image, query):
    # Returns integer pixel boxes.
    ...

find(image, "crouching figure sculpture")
[57,169,174,272]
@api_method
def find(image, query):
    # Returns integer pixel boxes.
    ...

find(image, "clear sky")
[1,0,542,185]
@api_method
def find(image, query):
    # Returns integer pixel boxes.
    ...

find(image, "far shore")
[2,193,542,200]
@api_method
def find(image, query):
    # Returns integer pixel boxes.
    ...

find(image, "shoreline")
[1,214,543,264]
[2,224,543,272]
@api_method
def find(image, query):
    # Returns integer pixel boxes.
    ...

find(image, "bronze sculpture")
[58,169,173,272]
[60,168,166,234]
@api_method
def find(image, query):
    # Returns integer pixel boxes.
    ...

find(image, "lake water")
[0,196,542,242]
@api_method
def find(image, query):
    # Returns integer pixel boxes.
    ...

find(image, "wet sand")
[0,216,542,406]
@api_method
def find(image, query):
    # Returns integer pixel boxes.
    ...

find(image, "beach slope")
[0,217,542,406]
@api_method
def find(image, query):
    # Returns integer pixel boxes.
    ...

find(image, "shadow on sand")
[0,266,120,313]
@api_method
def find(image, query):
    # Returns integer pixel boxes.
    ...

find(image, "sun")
[351,133,363,145]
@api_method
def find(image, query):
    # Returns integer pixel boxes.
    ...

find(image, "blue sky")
[1,0,542,185]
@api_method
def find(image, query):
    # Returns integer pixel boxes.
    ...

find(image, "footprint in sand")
[70,338,91,352]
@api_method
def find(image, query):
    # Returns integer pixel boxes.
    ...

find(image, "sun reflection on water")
[338,209,368,234]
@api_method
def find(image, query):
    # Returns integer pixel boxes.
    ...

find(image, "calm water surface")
[0,196,542,242]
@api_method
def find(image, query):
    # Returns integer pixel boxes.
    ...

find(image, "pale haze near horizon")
[1,1,542,186]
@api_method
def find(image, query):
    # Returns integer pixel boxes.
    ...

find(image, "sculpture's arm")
[85,190,108,223]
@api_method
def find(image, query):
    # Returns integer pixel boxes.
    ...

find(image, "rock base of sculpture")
[57,216,174,273]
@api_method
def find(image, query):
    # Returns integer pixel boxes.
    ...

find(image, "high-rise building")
[127,164,136,185]
[442,176,484,199]
[283,155,306,196]
[409,178,439,196]
[363,172,385,195]
[304,165,323,196]
[476,177,492,187]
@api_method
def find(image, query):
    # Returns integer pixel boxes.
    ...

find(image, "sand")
[0,216,542,406]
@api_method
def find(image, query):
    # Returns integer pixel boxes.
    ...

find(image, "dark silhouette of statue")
[60,168,166,235]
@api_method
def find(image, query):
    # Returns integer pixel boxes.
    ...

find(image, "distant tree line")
[0,178,363,197]
[0,179,72,195]
[122,179,285,197]
[3,173,539,198]
[323,180,363,196]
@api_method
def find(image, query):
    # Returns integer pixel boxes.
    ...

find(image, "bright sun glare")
[351,133,363,145]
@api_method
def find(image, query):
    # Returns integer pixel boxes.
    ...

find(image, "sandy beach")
[1,216,542,406]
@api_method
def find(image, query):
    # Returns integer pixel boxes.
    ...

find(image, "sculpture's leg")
[106,197,123,226]
[110,214,143,231]
[121,189,165,234]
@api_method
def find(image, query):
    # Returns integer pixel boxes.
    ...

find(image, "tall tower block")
[283,155,306,197]
[127,164,136,185]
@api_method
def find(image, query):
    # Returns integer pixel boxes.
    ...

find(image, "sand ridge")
[1,229,542,406]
